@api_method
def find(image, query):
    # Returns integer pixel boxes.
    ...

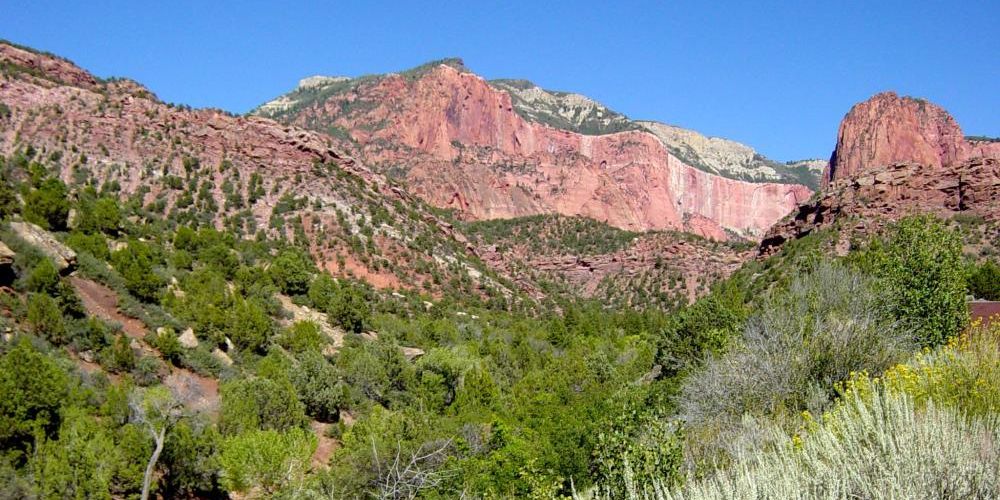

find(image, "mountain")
[0,42,514,299]
[763,92,1000,255]
[252,60,817,239]
[0,42,752,308]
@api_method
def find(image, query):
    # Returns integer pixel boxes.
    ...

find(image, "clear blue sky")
[3,0,997,161]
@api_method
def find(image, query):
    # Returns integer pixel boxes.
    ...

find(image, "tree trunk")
[141,426,166,500]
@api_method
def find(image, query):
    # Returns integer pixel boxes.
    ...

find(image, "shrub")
[23,177,69,230]
[101,334,136,373]
[25,258,60,295]
[65,231,110,260]
[328,282,372,334]
[592,400,683,498]
[0,339,71,447]
[268,249,314,295]
[228,298,272,353]
[278,320,326,354]
[151,327,183,365]
[658,391,1000,500]
[76,197,121,234]
[26,293,67,344]
[218,428,315,495]
[133,356,164,387]
[111,240,165,302]
[219,377,306,435]
[676,262,911,465]
[968,260,1000,301]
[838,323,1000,418]
[860,215,968,347]
[290,351,345,422]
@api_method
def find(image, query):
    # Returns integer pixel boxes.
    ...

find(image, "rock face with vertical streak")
[254,61,815,240]
[826,91,1000,184]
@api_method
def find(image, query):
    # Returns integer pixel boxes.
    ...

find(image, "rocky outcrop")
[826,92,1000,183]
[761,158,1000,255]
[255,63,814,239]
[9,221,77,273]
[0,241,14,266]
[766,93,1000,256]
[0,43,99,90]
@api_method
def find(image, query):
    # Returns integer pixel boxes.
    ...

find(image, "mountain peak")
[826,91,1000,184]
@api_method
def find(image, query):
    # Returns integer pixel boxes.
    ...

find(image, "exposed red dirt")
[309,421,340,470]
[69,276,149,340]
[69,276,220,413]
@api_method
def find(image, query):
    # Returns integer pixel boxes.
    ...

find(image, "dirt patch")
[309,420,339,470]
[323,253,402,290]
[69,276,148,339]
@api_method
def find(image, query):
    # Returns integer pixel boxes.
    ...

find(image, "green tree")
[592,400,683,497]
[865,215,968,347]
[26,258,60,295]
[220,377,306,435]
[160,419,223,497]
[26,292,67,344]
[0,339,71,448]
[31,407,116,499]
[328,282,371,334]
[218,428,315,495]
[0,179,20,220]
[151,328,183,365]
[23,177,70,230]
[968,260,1000,301]
[112,240,165,302]
[290,351,344,422]
[130,386,185,500]
[77,196,122,234]
[278,320,326,354]
[66,231,110,260]
[228,298,272,353]
[268,249,314,295]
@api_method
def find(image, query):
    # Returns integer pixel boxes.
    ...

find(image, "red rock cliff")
[826,91,1000,183]
[268,64,813,239]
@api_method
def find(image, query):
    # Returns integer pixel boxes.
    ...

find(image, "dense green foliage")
[968,259,1000,300]
[0,144,992,498]
[855,215,969,347]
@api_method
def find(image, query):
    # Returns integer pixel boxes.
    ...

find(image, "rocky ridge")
[253,62,817,239]
[0,42,513,298]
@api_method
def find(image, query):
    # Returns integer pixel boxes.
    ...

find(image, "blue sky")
[3,0,997,161]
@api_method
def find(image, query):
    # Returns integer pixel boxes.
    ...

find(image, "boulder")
[212,348,233,366]
[9,221,77,273]
[401,346,425,361]
[0,241,15,284]
[0,241,14,266]
[178,328,199,349]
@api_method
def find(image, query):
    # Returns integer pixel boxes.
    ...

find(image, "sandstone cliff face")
[826,92,1000,183]
[256,64,814,239]
[640,122,826,189]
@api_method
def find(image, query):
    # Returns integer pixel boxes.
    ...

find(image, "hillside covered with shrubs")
[1,140,998,498]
